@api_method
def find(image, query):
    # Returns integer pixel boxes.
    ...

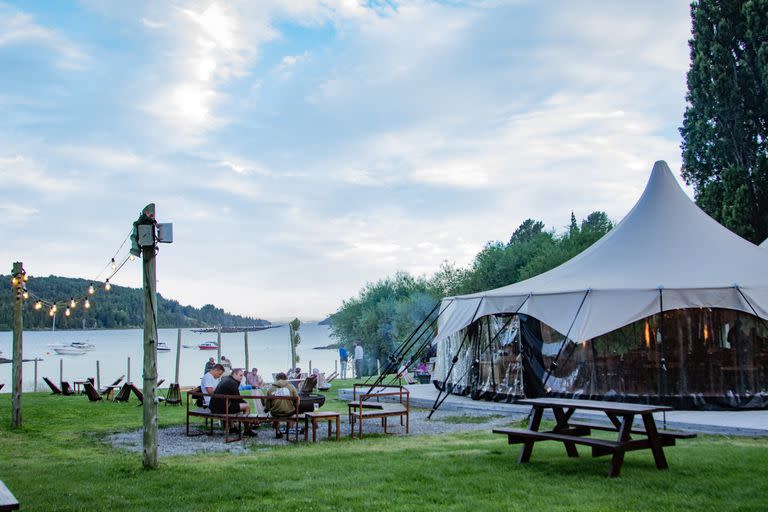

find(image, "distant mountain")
[318,316,333,326]
[0,274,270,331]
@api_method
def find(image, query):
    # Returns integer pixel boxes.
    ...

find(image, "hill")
[0,275,269,331]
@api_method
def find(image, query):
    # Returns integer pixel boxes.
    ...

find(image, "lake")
[0,323,339,392]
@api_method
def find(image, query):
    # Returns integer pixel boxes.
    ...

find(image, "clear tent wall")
[434,308,768,409]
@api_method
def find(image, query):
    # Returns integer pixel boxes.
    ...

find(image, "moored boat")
[70,341,95,350]
[53,346,86,355]
[157,342,171,352]
[198,341,219,350]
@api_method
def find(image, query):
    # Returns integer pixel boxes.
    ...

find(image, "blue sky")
[0,0,693,321]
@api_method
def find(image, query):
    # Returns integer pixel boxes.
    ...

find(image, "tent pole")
[734,286,768,332]
[658,288,668,403]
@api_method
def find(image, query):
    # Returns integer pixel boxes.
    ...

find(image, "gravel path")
[105,410,524,457]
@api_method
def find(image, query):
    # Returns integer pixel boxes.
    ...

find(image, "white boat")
[53,346,87,355]
[70,341,95,350]
[157,342,171,352]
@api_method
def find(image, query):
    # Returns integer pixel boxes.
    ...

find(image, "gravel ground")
[105,410,524,457]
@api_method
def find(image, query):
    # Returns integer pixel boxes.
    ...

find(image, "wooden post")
[34,359,38,393]
[377,359,381,376]
[11,262,23,428]
[174,328,181,384]
[217,326,222,362]
[96,360,101,390]
[127,356,131,384]
[140,203,159,469]
[60,358,63,384]
[335,360,338,374]
[244,331,249,372]
[309,360,312,375]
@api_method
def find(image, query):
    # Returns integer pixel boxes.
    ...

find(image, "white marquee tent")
[435,161,768,346]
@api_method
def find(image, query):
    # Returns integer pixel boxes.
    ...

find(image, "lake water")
[0,323,339,392]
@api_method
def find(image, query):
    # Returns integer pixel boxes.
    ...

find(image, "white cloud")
[0,5,88,70]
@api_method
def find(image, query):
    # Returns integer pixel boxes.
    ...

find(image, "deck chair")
[0,384,4,392]
[113,383,132,402]
[60,381,75,396]
[156,379,165,388]
[316,372,331,391]
[43,377,62,395]
[83,381,103,402]
[326,371,339,383]
[99,375,124,398]
[396,366,417,385]
[130,383,144,404]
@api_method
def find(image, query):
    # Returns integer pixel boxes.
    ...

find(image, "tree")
[289,318,301,369]
[679,0,768,243]
[509,219,545,245]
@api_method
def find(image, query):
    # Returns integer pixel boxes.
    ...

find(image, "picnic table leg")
[518,407,544,464]
[641,413,669,470]
[552,406,579,458]
[609,413,634,478]
[335,415,340,440]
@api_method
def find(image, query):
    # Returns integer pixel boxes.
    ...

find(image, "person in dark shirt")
[209,368,256,436]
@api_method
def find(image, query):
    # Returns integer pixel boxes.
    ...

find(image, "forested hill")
[0,275,270,331]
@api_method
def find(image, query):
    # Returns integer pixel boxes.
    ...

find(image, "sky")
[0,0,694,322]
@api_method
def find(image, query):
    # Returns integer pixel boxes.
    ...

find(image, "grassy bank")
[0,381,766,511]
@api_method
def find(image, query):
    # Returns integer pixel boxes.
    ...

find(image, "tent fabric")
[435,161,768,346]
[761,238,768,248]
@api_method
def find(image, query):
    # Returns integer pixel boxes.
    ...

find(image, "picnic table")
[493,397,696,477]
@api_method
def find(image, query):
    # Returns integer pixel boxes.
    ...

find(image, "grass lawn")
[1,380,766,512]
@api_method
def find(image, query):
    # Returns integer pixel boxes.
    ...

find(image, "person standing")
[339,346,349,379]
[204,357,216,374]
[354,343,364,378]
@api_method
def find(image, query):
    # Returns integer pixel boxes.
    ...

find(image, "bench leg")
[609,414,634,478]
[641,413,668,470]
[519,407,543,464]
[335,416,340,441]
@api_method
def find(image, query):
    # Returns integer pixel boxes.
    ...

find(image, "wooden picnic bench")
[493,397,696,477]
[186,391,303,443]
[0,479,19,511]
[348,384,409,438]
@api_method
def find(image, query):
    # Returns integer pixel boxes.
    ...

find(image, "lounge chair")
[43,377,62,395]
[113,383,132,402]
[99,375,124,399]
[83,381,103,402]
[316,372,331,391]
[156,379,165,388]
[325,371,339,383]
[0,384,4,392]
[60,381,74,396]
[130,383,144,404]
[396,366,417,385]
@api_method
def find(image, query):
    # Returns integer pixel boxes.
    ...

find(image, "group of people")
[198,358,300,436]
[204,357,264,388]
[338,342,365,378]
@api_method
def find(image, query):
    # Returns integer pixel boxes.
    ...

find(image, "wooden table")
[73,380,89,395]
[304,411,340,442]
[493,398,695,477]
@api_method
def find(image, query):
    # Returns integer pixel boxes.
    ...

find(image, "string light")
[70,297,76,308]
[22,274,28,282]
[49,308,55,317]
[65,307,71,317]
[111,258,117,271]
[88,283,95,295]
[130,254,136,261]
[52,304,57,313]
[11,276,19,286]
[84,298,91,309]
[105,279,111,291]
[35,301,42,310]
[22,290,29,300]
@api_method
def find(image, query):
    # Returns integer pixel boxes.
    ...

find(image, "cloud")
[0,153,77,194]
[0,4,88,70]
[0,203,39,224]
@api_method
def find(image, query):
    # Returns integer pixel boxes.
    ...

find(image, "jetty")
[190,325,278,334]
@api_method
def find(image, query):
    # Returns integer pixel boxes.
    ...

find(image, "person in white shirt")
[354,343,364,378]
[200,364,225,407]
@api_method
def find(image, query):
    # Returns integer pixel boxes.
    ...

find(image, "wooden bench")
[348,384,409,438]
[0,480,19,511]
[186,391,303,443]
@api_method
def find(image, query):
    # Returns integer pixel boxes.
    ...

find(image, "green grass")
[440,414,504,424]
[1,382,767,512]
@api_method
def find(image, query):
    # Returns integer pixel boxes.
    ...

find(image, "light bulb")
[11,276,19,286]
[130,254,136,261]
[105,280,111,291]
[88,284,95,295]
[84,298,91,309]
[111,258,117,270]
[49,308,55,317]
[52,304,57,313]
[23,290,29,300]
[70,298,76,308]
[65,308,71,317]
[35,301,42,310]
[22,273,28,282]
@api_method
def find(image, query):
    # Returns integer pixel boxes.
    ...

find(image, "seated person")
[287,367,302,379]
[246,368,264,388]
[415,361,429,373]
[199,364,225,408]
[209,368,256,436]
[265,372,299,418]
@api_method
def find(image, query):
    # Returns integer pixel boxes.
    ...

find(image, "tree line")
[0,275,269,331]
[329,212,613,366]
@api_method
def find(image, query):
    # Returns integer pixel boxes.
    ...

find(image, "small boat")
[198,341,219,350]
[53,346,87,355]
[70,341,95,350]
[157,342,171,352]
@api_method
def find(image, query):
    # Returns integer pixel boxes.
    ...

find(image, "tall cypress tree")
[679,0,768,243]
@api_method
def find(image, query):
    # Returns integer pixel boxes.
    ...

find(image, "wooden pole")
[11,262,23,427]
[174,328,181,384]
[335,360,338,374]
[60,358,63,384]
[34,359,38,393]
[244,331,249,372]
[140,203,159,469]
[217,326,222,362]
[96,360,101,390]
[309,360,312,374]
[127,356,131,384]
[377,359,381,376]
